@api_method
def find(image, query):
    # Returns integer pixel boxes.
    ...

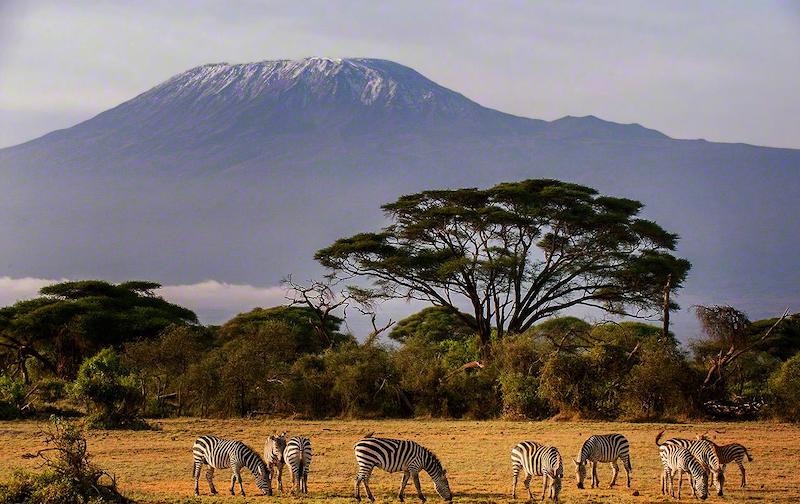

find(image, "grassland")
[0,418,797,503]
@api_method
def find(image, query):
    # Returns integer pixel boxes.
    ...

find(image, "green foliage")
[316,179,691,356]
[768,353,800,420]
[218,306,347,354]
[71,348,144,429]
[538,352,598,417]
[494,334,553,419]
[0,280,197,381]
[0,375,28,419]
[0,417,131,504]
[389,306,476,343]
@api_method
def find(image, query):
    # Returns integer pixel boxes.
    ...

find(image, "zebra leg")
[610,461,619,487]
[278,461,284,492]
[411,470,426,502]
[303,466,309,494]
[677,469,684,500]
[511,462,521,499]
[591,461,599,488]
[229,472,236,496]
[540,474,548,502]
[623,455,632,488]
[193,462,201,496]
[523,474,533,499]
[205,466,217,494]
[364,476,376,502]
[354,475,363,501]
[399,471,410,502]
[738,461,746,487]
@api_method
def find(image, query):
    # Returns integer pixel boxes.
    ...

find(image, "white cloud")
[0,276,66,306]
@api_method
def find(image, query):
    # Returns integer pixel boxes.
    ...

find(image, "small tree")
[71,348,144,429]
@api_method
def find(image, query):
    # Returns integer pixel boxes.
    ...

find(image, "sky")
[1,0,800,149]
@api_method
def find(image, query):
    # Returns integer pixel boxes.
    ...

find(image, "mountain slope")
[0,57,798,335]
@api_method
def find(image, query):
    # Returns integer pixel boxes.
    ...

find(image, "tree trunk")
[662,274,671,340]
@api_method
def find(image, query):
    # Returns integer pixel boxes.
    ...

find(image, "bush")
[0,417,130,504]
[71,348,145,429]
[619,337,691,420]
[768,352,800,420]
[494,334,553,419]
[538,352,599,417]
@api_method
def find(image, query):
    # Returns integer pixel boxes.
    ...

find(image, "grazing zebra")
[573,434,632,489]
[284,436,313,494]
[656,430,724,496]
[192,435,271,496]
[716,443,753,487]
[354,436,452,502]
[264,432,288,493]
[656,437,709,500]
[511,441,563,503]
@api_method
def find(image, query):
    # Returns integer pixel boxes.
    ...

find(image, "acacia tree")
[316,179,691,358]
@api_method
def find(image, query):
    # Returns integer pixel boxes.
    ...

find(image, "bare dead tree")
[283,275,351,348]
[662,274,672,340]
[696,305,790,392]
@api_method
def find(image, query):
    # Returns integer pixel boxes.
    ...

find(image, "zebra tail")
[655,429,666,446]
[745,448,753,462]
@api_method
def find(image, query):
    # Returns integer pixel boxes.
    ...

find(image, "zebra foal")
[354,436,452,502]
[264,431,287,492]
[573,433,632,489]
[657,441,709,500]
[511,441,563,503]
[192,435,271,496]
[284,436,313,494]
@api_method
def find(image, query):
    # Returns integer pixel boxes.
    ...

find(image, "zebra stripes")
[573,433,632,489]
[657,431,724,496]
[192,435,271,496]
[717,443,752,487]
[264,432,287,492]
[354,436,452,502]
[284,436,313,494]
[656,437,709,500]
[511,441,563,502]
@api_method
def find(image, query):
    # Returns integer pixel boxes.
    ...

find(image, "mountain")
[1,57,798,335]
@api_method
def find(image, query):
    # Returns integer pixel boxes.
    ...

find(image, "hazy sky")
[1,0,799,149]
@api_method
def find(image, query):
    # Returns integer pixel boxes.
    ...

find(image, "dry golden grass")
[0,418,798,503]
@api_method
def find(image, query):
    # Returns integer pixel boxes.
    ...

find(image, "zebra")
[716,442,753,488]
[354,436,452,502]
[511,441,563,503]
[656,430,724,496]
[192,435,271,496]
[264,432,288,493]
[284,436,313,494]
[573,434,632,489]
[656,436,709,500]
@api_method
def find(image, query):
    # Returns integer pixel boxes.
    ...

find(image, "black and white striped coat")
[511,441,563,503]
[573,434,632,489]
[354,436,452,502]
[192,435,271,496]
[264,432,287,492]
[657,431,724,496]
[284,436,312,494]
[658,444,709,500]
[716,442,752,487]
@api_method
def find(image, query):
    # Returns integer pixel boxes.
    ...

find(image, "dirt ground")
[0,418,796,503]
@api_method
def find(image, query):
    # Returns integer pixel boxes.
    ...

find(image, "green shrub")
[538,352,598,417]
[768,352,800,420]
[71,348,145,429]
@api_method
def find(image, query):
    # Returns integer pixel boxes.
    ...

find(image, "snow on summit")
[139,57,476,114]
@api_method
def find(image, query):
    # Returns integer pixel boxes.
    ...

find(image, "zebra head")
[552,461,563,502]
[267,432,288,461]
[254,460,272,495]
[693,467,709,500]
[572,457,587,489]
[714,467,725,496]
[432,468,452,502]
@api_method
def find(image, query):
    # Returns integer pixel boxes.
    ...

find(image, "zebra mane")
[240,442,268,472]
[423,447,445,476]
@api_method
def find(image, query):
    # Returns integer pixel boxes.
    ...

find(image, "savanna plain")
[1,419,798,504]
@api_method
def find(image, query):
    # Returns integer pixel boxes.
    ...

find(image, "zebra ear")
[280,431,287,437]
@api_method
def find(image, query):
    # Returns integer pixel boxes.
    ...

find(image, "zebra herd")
[191,430,752,502]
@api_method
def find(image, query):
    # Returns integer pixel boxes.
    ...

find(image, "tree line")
[0,179,797,426]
